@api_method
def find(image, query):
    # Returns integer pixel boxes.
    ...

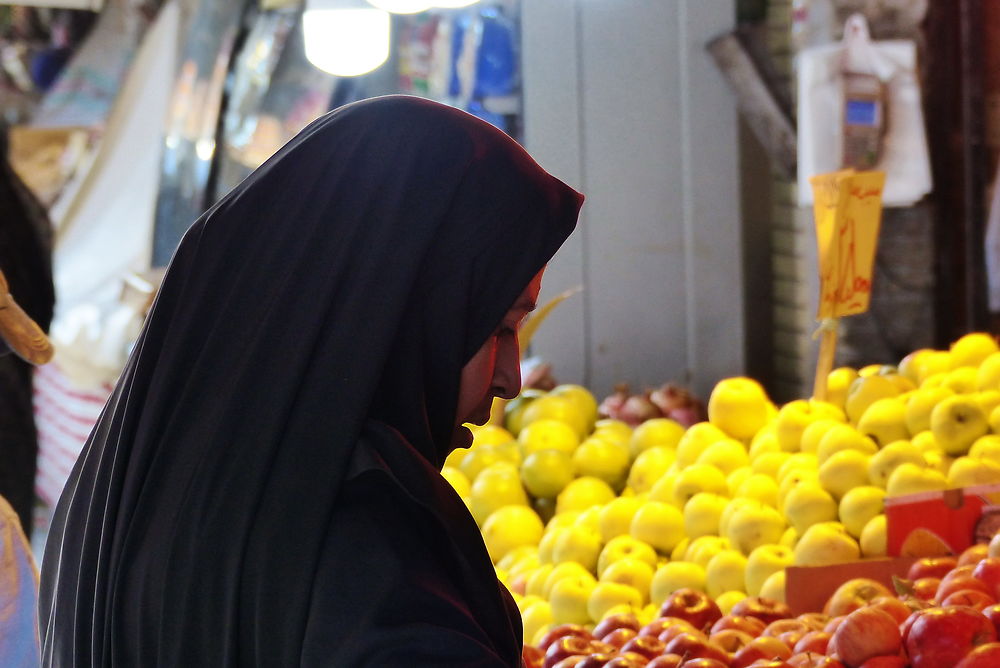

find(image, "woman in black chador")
[39,95,582,666]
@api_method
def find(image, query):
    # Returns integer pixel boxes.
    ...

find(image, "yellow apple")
[845,375,899,425]
[625,445,675,494]
[930,395,989,456]
[800,418,843,454]
[923,450,954,476]
[684,492,729,539]
[826,366,860,410]
[697,438,751,475]
[970,434,1000,464]
[780,526,798,548]
[947,456,1000,489]
[867,440,926,488]
[551,525,602,573]
[600,558,655,604]
[978,390,1000,418]
[676,421,729,467]
[715,590,748,615]
[977,352,1000,391]
[707,377,772,440]
[856,397,909,447]
[518,418,580,456]
[718,498,755,540]
[594,418,633,445]
[726,500,787,556]
[596,535,658,577]
[686,535,732,569]
[782,481,838,534]
[745,544,794,597]
[469,462,529,525]
[777,468,821,509]
[671,463,729,507]
[549,573,597,624]
[521,598,554,645]
[556,476,617,515]
[760,570,787,603]
[520,449,575,499]
[950,331,999,369]
[647,470,681,505]
[911,430,941,454]
[727,466,754,497]
[706,549,748,598]
[651,562,708,605]
[441,466,472,498]
[482,505,545,563]
[774,400,824,452]
[818,449,871,500]
[859,514,887,557]
[628,417,685,461]
[587,582,642,623]
[598,496,644,543]
[573,437,630,491]
[736,473,780,508]
[525,563,555,597]
[776,452,820,484]
[942,366,979,394]
[991,404,1000,433]
[458,445,506,482]
[521,394,590,438]
[816,424,878,464]
[904,386,956,436]
[542,561,593,599]
[793,522,861,566]
[748,425,780,460]
[671,537,690,562]
[886,462,949,497]
[630,501,685,554]
[898,349,933,385]
[751,451,792,478]
[838,485,885,538]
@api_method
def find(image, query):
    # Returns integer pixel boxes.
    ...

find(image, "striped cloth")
[32,362,112,507]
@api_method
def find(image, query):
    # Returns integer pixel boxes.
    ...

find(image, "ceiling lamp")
[432,0,481,8]
[302,1,391,77]
[366,0,433,13]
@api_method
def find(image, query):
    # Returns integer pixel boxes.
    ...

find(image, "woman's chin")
[449,425,474,452]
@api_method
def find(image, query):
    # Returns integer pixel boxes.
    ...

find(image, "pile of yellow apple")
[442,332,1000,648]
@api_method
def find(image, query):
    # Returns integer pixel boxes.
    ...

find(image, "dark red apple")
[942,589,996,611]
[620,635,667,661]
[552,657,591,668]
[524,645,545,668]
[602,627,639,650]
[857,657,907,668]
[959,543,990,567]
[905,605,998,668]
[936,575,993,603]
[662,631,728,664]
[908,557,959,581]
[657,625,706,646]
[955,641,1000,667]
[614,652,652,668]
[709,628,754,655]
[539,624,595,652]
[796,613,831,632]
[830,606,901,668]
[545,635,596,668]
[730,636,792,668]
[912,577,941,601]
[677,659,728,668]
[973,557,1000,598]
[646,655,683,668]
[659,589,723,632]
[640,617,696,638]
[732,597,794,625]
[711,614,767,637]
[793,631,831,655]
[787,652,845,668]
[574,654,619,668]
[594,612,643,639]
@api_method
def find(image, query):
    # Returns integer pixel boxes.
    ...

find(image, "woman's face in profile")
[450,269,544,451]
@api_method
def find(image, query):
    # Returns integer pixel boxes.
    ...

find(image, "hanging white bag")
[797,14,932,207]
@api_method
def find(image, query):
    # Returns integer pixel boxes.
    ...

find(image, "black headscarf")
[39,95,582,665]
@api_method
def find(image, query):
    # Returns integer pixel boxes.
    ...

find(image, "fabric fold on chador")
[39,95,582,666]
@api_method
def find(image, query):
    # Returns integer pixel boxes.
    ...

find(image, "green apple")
[782,481,838,534]
[745,544,794,597]
[947,456,1000,489]
[600,557,655,604]
[706,549,748,598]
[549,573,597,624]
[597,535,658,577]
[683,492,729,539]
[885,462,948,497]
[650,561,708,606]
[838,485,886,538]
[697,438,751,475]
[793,522,861,567]
[597,496,644,543]
[818,449,871,500]
[625,445,676,494]
[725,500,786,556]
[867,440,926,488]
[930,395,988,456]
[905,386,955,435]
[629,501,685,554]
[856,397,909,447]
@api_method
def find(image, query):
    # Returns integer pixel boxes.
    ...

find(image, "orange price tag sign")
[810,170,886,319]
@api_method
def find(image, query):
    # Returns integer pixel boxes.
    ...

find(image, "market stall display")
[447,331,1000,667]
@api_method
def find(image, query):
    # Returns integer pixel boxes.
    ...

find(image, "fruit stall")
[448,332,1000,668]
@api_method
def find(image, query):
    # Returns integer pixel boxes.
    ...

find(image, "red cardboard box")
[885,484,1000,557]
[785,557,917,615]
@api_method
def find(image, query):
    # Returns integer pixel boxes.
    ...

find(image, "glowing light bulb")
[366,0,432,13]
[302,7,390,77]
[432,0,480,8]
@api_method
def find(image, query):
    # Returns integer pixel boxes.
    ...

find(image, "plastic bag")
[797,14,932,207]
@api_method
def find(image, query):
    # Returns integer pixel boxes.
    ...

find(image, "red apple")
[857,657,906,668]
[730,636,792,668]
[936,576,994,603]
[641,617,696,638]
[942,589,996,611]
[763,619,810,638]
[793,631,831,655]
[602,627,639,650]
[788,651,845,667]
[731,597,793,626]
[908,557,959,581]
[831,606,901,667]
[823,616,846,634]
[539,625,595,652]
[575,654,619,668]
[823,579,893,617]
[709,628,754,655]
[545,636,597,668]
[646,655,684,668]
[900,608,927,647]
[796,613,831,632]
[912,577,941,600]
[982,603,1000,637]
[955,642,1000,667]
[746,661,793,668]
[657,625,705,646]
[905,605,998,668]
[552,657,591,668]
[524,645,545,668]
[959,543,989,567]
[659,589,723,632]
[711,614,767,637]
[620,635,667,661]
[973,557,1000,599]
[867,596,914,625]
[612,653,652,668]
[663,632,729,664]
[594,613,643,639]
[678,660,728,668]
[941,565,977,585]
